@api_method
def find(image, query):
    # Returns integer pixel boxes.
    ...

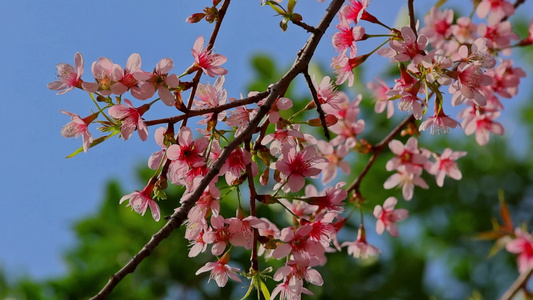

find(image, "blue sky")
[1,0,531,282]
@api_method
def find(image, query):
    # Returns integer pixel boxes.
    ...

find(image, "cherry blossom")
[60,111,97,153]
[195,253,242,287]
[332,15,365,55]
[419,109,461,135]
[110,53,152,97]
[48,52,84,94]
[429,148,467,187]
[276,146,327,192]
[119,183,161,221]
[342,225,380,259]
[420,7,454,47]
[384,166,428,201]
[166,126,209,183]
[476,0,515,23]
[373,197,408,237]
[190,35,228,77]
[506,229,533,273]
[108,99,150,141]
[389,27,428,62]
[368,77,394,118]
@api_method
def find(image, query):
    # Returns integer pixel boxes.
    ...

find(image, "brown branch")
[182,0,231,128]
[346,114,415,193]
[291,20,319,34]
[90,0,345,298]
[407,0,417,39]
[502,0,527,21]
[302,69,330,140]
[500,268,533,300]
[144,91,270,127]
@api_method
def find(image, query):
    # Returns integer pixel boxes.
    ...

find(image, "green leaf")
[259,278,271,300]
[266,1,286,15]
[65,131,119,158]
[434,0,448,8]
[287,0,297,13]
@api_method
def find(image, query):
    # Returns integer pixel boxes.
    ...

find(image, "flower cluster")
[48,0,532,298]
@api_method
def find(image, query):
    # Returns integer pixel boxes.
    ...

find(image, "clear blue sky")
[0,0,531,281]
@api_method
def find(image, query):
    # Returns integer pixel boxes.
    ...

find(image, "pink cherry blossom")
[191,35,228,77]
[195,256,242,287]
[193,76,227,124]
[373,197,408,237]
[272,226,326,265]
[220,147,257,185]
[60,110,97,153]
[368,77,394,119]
[108,99,149,141]
[384,166,428,201]
[461,106,504,145]
[276,146,327,192]
[148,58,179,106]
[110,53,152,97]
[314,76,348,112]
[419,109,461,135]
[476,0,514,23]
[261,126,304,156]
[458,38,496,69]
[429,148,467,187]
[389,27,428,62]
[119,183,161,221]
[478,20,518,53]
[342,224,380,259]
[329,95,365,147]
[339,0,369,24]
[485,59,526,99]
[48,52,84,94]
[166,126,209,183]
[386,137,428,173]
[420,7,454,47]
[81,57,116,95]
[332,15,365,55]
[451,17,478,45]
[506,229,533,273]
[316,141,350,184]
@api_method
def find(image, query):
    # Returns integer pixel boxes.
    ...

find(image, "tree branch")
[144,91,270,127]
[346,114,415,193]
[500,268,533,300]
[90,0,345,298]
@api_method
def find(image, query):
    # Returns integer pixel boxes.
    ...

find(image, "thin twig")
[90,0,345,298]
[346,114,415,193]
[302,69,330,140]
[244,139,259,272]
[500,268,533,300]
[292,20,319,34]
[145,91,270,127]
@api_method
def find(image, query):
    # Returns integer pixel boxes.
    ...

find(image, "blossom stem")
[346,114,415,194]
[245,138,260,272]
